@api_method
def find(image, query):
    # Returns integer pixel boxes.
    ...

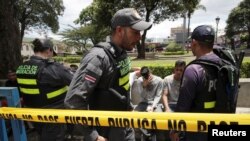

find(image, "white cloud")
[25,0,243,40]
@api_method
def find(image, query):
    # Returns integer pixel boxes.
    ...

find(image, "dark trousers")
[33,122,66,141]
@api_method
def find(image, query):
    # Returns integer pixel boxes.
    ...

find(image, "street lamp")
[215,16,220,44]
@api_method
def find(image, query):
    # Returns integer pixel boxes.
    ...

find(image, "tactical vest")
[88,42,131,111]
[187,59,218,113]
[16,59,67,108]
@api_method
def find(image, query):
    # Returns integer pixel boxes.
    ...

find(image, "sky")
[24,0,243,40]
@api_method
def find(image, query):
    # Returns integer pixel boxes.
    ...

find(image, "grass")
[65,51,250,68]
[131,53,250,67]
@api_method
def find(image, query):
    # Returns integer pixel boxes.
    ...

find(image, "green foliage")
[165,42,183,52]
[148,66,174,78]
[17,0,65,40]
[65,57,82,63]
[240,62,250,78]
[54,55,250,78]
[163,51,185,55]
[226,0,250,48]
[147,62,250,78]
[53,56,64,62]
[54,56,82,63]
[76,0,184,58]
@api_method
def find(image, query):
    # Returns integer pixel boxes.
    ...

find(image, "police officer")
[16,38,73,141]
[65,8,152,141]
[175,25,220,141]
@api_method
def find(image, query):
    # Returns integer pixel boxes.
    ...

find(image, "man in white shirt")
[132,66,163,112]
[162,60,186,112]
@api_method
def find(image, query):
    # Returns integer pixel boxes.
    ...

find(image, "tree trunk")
[137,32,147,59]
[248,27,250,49]
[137,8,151,59]
[20,22,26,43]
[0,0,22,79]
[187,13,191,38]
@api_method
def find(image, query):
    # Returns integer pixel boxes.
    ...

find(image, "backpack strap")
[189,59,237,87]
[188,59,221,70]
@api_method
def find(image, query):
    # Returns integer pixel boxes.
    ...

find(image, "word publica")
[212,129,246,136]
[108,117,157,129]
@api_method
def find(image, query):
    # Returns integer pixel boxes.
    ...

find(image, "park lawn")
[131,56,250,67]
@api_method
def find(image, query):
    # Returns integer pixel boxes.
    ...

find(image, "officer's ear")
[115,26,125,36]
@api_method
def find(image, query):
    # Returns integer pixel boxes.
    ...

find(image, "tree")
[132,0,182,58]
[74,0,130,44]
[0,0,22,79]
[60,26,91,52]
[75,0,183,59]
[17,0,65,42]
[60,25,108,52]
[226,0,250,48]
[181,0,206,38]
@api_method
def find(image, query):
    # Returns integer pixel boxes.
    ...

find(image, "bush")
[166,42,183,52]
[148,66,174,78]
[65,57,82,63]
[163,51,185,55]
[53,56,64,62]
[147,62,250,78]
[240,62,250,78]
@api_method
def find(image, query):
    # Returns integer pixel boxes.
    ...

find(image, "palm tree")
[182,0,206,38]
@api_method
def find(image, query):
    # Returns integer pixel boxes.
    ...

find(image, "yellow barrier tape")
[0,107,249,132]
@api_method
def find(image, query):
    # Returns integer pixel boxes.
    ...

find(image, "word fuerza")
[212,129,246,136]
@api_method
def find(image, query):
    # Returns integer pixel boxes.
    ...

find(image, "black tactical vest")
[88,42,131,111]
[16,59,67,108]
[188,59,218,113]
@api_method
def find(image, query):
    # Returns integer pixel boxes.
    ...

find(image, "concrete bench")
[237,78,250,107]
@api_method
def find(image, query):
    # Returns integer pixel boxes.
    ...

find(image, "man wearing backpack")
[175,25,220,141]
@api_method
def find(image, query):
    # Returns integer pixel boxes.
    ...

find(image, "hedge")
[148,62,250,79]
[53,56,250,78]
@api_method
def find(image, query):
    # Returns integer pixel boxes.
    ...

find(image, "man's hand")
[96,135,108,141]
[169,130,180,141]
[146,105,154,112]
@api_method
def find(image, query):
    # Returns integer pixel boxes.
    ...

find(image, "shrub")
[166,42,183,52]
[53,57,64,62]
[148,66,174,78]
[65,57,82,63]
[147,62,250,78]
[163,51,185,55]
[240,62,250,78]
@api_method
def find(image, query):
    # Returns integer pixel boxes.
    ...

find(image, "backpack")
[190,46,244,113]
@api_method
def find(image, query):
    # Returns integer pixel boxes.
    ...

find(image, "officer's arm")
[65,51,106,141]
[176,65,199,112]
[64,51,104,109]
[57,64,73,85]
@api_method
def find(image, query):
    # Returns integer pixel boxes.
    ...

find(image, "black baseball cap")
[191,25,215,44]
[111,8,152,31]
[33,38,57,56]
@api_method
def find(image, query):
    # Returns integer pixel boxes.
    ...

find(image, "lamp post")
[215,16,220,44]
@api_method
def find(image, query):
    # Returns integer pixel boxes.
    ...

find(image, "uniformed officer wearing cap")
[16,38,73,141]
[65,8,152,141]
[174,25,220,141]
